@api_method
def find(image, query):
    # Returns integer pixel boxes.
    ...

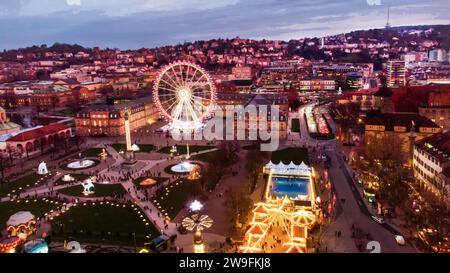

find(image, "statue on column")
[123,109,137,166]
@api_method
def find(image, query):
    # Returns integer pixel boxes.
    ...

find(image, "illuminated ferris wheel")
[153,61,217,130]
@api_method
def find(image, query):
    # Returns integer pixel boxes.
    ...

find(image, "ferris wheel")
[153,61,217,130]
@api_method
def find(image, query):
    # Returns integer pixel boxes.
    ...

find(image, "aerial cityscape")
[0,0,450,257]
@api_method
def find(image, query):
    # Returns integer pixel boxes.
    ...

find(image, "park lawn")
[271,147,309,165]
[58,107,75,115]
[0,199,58,230]
[158,145,213,155]
[58,183,126,197]
[310,132,336,140]
[291,118,300,132]
[83,148,108,158]
[50,203,160,245]
[152,179,202,219]
[111,143,155,153]
[0,173,53,197]
[190,151,217,162]
[132,176,168,188]
[54,173,91,186]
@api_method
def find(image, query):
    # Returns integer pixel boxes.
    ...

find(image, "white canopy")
[264,161,311,176]
[7,211,35,226]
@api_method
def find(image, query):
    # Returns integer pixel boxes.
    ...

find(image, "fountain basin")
[170,162,199,173]
[66,160,95,169]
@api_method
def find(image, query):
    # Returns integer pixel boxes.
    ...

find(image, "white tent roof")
[6,211,35,226]
[264,161,311,176]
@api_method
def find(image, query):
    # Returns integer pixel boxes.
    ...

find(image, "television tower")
[385,7,391,29]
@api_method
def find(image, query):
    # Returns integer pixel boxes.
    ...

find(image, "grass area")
[54,173,91,186]
[310,133,336,140]
[83,148,108,158]
[158,145,213,155]
[152,179,202,219]
[50,202,160,246]
[58,107,75,115]
[0,173,53,197]
[111,143,155,153]
[58,183,126,197]
[191,150,221,162]
[132,176,168,188]
[291,118,300,132]
[271,147,309,164]
[0,198,58,230]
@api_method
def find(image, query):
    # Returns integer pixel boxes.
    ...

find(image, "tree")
[378,168,410,211]
[360,133,405,174]
[423,201,449,252]
[245,149,268,193]
[227,187,252,231]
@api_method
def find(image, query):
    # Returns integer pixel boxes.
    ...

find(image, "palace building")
[75,96,158,136]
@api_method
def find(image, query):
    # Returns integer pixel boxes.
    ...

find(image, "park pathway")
[122,181,177,236]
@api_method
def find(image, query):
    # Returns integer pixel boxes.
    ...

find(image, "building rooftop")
[366,112,440,132]
[373,86,394,98]
[7,123,69,142]
[78,95,153,114]
[415,131,450,163]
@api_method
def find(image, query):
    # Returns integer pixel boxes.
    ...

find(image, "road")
[295,103,416,252]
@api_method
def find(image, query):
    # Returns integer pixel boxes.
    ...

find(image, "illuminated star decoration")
[182,214,213,232]
[189,200,203,212]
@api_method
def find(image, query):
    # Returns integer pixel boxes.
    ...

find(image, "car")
[371,215,385,225]
[395,235,406,246]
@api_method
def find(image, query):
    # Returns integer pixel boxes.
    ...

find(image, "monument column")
[123,109,137,166]
[125,110,132,152]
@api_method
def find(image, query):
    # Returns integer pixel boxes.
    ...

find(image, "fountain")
[171,161,198,173]
[66,159,95,169]
[66,152,96,169]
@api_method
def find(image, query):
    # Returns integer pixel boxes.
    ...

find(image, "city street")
[295,103,416,253]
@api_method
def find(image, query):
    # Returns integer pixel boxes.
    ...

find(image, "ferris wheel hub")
[177,88,191,100]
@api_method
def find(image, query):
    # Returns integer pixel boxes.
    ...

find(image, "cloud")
[0,0,449,50]
[66,0,81,6]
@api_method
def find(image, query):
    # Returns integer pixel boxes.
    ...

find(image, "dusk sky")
[1,0,449,50]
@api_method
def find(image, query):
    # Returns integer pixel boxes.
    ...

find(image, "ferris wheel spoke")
[179,63,187,86]
[191,99,204,114]
[159,78,180,90]
[185,101,200,123]
[185,64,191,86]
[192,73,207,86]
[160,96,178,105]
[170,66,183,87]
[189,68,200,83]
[164,69,181,89]
[158,86,179,93]
[171,102,183,121]
[192,94,210,102]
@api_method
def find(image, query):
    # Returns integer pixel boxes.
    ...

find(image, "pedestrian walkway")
[122,181,177,236]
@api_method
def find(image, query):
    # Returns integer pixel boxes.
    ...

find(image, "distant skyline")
[1,0,450,50]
